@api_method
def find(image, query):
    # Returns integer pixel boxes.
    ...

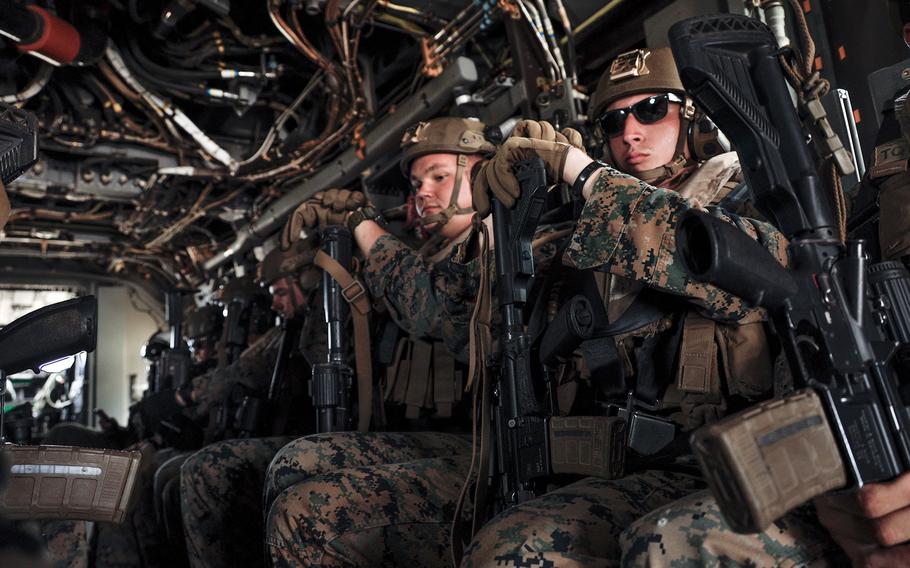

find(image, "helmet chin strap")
[418,154,474,232]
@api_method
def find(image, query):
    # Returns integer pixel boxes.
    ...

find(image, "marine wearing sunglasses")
[598,91,688,176]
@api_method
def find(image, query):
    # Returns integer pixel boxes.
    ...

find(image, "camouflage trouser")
[263,431,473,514]
[461,470,706,568]
[620,488,847,567]
[43,520,88,568]
[180,436,295,568]
[264,431,473,567]
[267,454,472,567]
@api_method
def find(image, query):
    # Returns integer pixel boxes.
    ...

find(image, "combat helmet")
[399,117,496,229]
[183,304,223,340]
[590,47,723,182]
[257,238,319,287]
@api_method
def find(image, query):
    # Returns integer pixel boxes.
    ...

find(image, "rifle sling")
[314,250,373,432]
[433,342,457,418]
[452,216,493,565]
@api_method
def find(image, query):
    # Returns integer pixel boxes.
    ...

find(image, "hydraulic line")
[106,44,238,170]
[0,62,53,103]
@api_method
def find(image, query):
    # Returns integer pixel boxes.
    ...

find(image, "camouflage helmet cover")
[184,304,223,339]
[221,274,261,302]
[399,117,496,176]
[589,47,686,121]
[257,239,318,286]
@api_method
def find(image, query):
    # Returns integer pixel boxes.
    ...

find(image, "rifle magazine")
[691,389,846,533]
[549,416,625,479]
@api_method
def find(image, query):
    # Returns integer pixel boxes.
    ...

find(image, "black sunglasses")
[596,93,684,138]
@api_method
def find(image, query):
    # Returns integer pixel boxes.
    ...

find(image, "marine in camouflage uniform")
[622,6,910,565]
[180,239,324,568]
[461,47,787,567]
[264,117,526,567]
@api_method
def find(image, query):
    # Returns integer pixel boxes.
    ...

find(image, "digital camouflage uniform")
[619,70,910,568]
[263,117,504,567]
[619,488,845,567]
[460,158,787,568]
[264,212,574,567]
[265,431,472,566]
[263,224,483,567]
[179,240,326,568]
[43,519,88,568]
[181,435,296,568]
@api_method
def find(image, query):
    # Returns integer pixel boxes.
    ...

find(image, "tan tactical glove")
[511,119,585,150]
[471,137,573,217]
[281,188,367,248]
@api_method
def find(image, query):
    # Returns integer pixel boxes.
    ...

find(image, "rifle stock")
[669,14,910,533]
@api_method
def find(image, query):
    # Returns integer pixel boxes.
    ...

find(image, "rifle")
[487,159,631,511]
[0,101,38,185]
[667,14,910,533]
[490,157,552,507]
[223,288,253,363]
[234,316,302,437]
[309,225,355,433]
[158,290,193,392]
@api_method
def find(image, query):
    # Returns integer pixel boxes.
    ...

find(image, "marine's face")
[409,152,480,239]
[189,339,212,363]
[269,277,305,319]
[604,92,684,176]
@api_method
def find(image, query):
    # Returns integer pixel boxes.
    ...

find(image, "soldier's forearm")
[352,220,388,258]
[562,147,603,200]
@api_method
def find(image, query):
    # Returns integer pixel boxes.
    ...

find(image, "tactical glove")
[282,188,368,248]
[471,137,573,217]
[510,119,585,150]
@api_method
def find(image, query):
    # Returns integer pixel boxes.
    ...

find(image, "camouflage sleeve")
[364,234,477,359]
[562,166,789,321]
[190,369,215,414]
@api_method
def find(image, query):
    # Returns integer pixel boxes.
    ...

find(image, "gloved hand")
[282,188,367,248]
[511,119,585,150]
[471,136,573,217]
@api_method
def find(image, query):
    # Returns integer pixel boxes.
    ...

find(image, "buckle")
[341,280,368,312]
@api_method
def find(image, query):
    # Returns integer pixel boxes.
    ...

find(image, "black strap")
[571,160,607,199]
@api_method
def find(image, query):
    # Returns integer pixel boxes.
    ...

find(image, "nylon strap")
[419,154,474,230]
[452,216,493,565]
[433,342,457,417]
[389,338,412,403]
[314,250,373,432]
[405,338,433,419]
